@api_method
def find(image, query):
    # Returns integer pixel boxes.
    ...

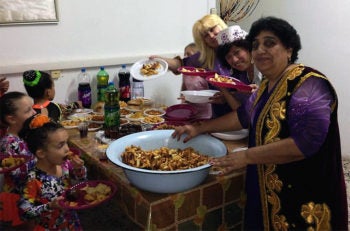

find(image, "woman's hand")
[70,155,85,168]
[171,124,200,143]
[209,149,248,175]
[209,91,226,104]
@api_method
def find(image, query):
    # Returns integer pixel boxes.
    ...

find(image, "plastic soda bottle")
[97,66,109,102]
[118,64,131,102]
[78,68,92,108]
[104,82,120,139]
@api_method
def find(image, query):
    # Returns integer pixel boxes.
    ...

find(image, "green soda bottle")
[104,82,120,139]
[97,66,109,102]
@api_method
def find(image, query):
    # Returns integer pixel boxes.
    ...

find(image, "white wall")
[1,0,349,158]
[236,0,350,158]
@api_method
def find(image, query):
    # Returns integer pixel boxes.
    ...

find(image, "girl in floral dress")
[0,91,37,228]
[18,114,87,231]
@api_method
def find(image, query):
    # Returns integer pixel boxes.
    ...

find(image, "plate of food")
[177,66,216,77]
[60,120,80,129]
[127,97,153,106]
[206,73,252,92]
[141,116,165,125]
[120,108,132,118]
[130,58,168,81]
[68,113,92,122]
[88,123,103,132]
[0,154,33,174]
[152,121,186,130]
[125,111,145,122]
[143,108,165,117]
[59,180,117,210]
[90,113,105,124]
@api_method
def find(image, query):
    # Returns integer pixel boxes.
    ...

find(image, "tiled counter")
[68,131,247,230]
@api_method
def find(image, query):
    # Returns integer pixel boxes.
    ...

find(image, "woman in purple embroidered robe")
[172,17,348,230]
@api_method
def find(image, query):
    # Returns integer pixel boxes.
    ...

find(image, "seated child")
[18,114,87,230]
[23,70,81,122]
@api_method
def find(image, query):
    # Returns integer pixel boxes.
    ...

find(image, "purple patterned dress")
[237,64,348,230]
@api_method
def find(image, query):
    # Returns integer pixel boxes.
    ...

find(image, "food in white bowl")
[143,108,165,117]
[141,116,164,125]
[106,130,227,193]
[181,90,219,104]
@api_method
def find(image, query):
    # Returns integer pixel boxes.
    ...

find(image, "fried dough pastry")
[140,62,161,76]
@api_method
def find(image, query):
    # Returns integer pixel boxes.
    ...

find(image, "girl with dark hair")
[18,114,86,230]
[0,91,37,229]
[23,70,81,122]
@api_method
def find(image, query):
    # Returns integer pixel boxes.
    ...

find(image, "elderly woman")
[172,16,348,230]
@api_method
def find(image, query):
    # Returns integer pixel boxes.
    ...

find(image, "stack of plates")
[164,104,197,121]
[211,129,249,140]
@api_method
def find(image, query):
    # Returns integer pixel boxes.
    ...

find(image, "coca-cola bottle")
[118,64,131,102]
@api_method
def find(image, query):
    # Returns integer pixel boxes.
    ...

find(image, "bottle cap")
[122,64,126,68]
[133,78,143,82]
[100,66,105,70]
[81,68,86,72]
[108,82,114,86]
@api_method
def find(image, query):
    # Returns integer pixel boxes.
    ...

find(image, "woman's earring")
[250,59,254,64]
[288,56,291,63]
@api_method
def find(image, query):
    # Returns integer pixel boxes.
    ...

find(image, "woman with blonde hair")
[151,14,231,117]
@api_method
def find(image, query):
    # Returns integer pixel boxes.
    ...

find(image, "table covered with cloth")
[68,130,246,230]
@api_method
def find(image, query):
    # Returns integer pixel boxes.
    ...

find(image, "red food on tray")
[0,154,33,174]
[59,180,117,210]
[206,74,252,92]
[177,66,216,77]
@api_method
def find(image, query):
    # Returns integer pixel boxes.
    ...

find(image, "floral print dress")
[19,161,87,231]
[0,134,36,226]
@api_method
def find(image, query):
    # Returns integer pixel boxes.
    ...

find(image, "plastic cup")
[78,122,88,138]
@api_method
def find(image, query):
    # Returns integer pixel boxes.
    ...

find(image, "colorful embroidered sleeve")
[19,178,50,220]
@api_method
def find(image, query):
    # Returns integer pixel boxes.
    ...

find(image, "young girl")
[23,70,81,122]
[18,114,87,230]
[0,91,37,228]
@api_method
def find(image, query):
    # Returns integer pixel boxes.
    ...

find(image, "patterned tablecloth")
[68,130,247,230]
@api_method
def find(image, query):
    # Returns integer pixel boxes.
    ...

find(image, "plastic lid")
[133,78,143,82]
[122,64,126,68]
[108,82,114,86]
[100,66,105,70]
[81,68,86,72]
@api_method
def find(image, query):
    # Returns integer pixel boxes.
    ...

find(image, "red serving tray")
[165,104,198,121]
[59,180,117,210]
[206,75,252,92]
[177,66,216,77]
[0,154,33,174]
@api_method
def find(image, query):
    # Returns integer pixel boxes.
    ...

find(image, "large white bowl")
[106,130,227,193]
[181,90,218,104]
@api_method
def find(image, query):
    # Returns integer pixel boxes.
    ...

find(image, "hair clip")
[23,70,41,87]
[29,114,51,129]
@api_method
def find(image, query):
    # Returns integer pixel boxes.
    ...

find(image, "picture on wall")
[217,0,260,24]
[0,0,58,25]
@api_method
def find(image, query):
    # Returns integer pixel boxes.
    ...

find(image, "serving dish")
[206,74,252,92]
[58,180,117,210]
[130,58,168,81]
[143,108,165,117]
[181,90,218,104]
[177,66,216,77]
[106,130,227,193]
[0,154,33,174]
[165,104,197,121]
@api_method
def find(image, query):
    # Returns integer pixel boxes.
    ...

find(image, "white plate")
[125,112,145,122]
[68,113,92,122]
[130,58,168,81]
[73,108,93,114]
[211,129,249,140]
[60,120,79,129]
[143,108,166,117]
[181,90,219,104]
